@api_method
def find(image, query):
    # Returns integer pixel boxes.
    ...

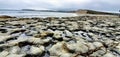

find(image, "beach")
[0,15,120,57]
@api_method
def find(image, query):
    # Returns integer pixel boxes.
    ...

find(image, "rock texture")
[0,16,120,57]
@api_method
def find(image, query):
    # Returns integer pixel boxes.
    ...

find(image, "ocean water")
[0,10,77,18]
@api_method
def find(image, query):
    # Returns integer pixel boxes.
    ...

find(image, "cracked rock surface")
[0,16,120,57]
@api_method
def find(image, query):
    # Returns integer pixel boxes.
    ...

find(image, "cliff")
[76,9,119,15]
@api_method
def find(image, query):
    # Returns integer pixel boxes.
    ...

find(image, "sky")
[0,0,120,12]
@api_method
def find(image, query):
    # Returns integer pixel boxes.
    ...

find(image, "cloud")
[0,0,119,12]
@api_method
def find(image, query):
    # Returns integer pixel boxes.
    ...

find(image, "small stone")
[53,30,63,39]
[64,30,73,37]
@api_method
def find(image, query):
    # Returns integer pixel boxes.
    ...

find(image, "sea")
[0,10,77,18]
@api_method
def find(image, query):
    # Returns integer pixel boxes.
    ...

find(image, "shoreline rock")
[0,16,120,57]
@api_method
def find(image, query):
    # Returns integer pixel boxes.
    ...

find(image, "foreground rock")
[0,16,120,57]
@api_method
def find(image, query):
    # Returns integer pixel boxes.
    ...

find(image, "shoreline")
[0,14,119,18]
[0,15,120,57]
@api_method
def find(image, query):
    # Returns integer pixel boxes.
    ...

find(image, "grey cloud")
[0,0,119,12]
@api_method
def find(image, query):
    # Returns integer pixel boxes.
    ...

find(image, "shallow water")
[0,10,77,18]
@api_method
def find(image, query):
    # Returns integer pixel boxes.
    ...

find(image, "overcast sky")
[0,0,120,12]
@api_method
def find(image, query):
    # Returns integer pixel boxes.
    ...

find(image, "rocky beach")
[0,15,120,57]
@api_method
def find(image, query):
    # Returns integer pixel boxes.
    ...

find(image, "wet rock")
[18,41,34,48]
[0,28,7,33]
[24,54,42,57]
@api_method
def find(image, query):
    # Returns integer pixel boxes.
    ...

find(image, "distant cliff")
[22,9,36,11]
[21,9,75,13]
[76,9,119,15]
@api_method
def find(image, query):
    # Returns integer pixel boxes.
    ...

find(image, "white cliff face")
[0,16,120,57]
